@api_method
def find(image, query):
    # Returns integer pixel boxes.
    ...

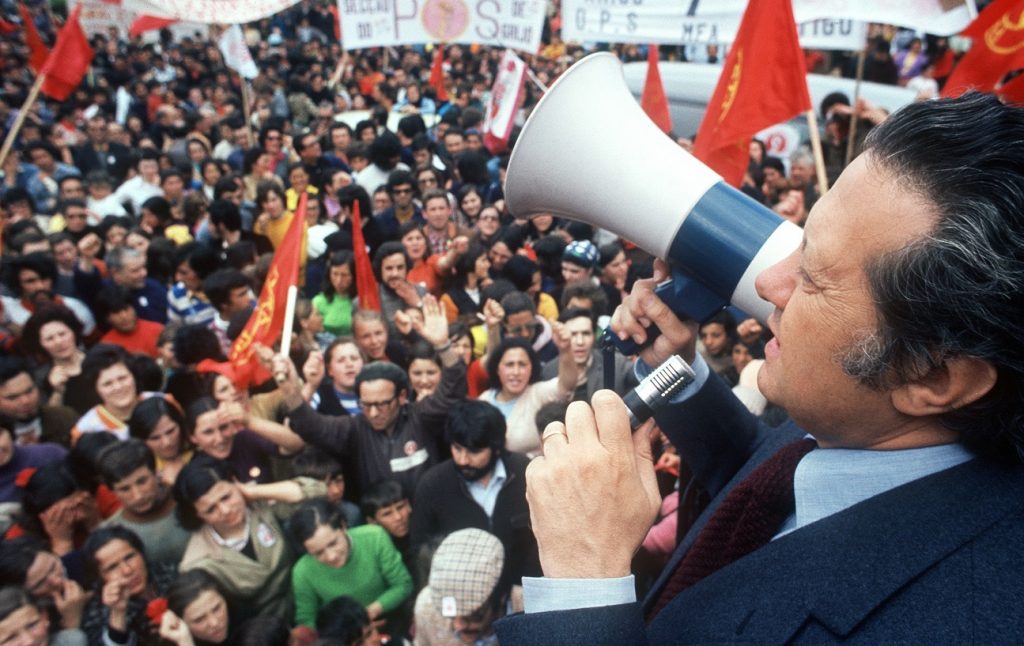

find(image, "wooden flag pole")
[275,284,299,383]
[845,46,867,167]
[240,77,256,148]
[805,108,830,198]
[0,72,46,170]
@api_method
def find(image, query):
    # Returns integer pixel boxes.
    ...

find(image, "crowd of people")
[0,1,964,644]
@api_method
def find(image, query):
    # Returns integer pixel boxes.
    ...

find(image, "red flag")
[999,72,1024,103]
[640,44,672,133]
[18,5,48,74]
[429,45,448,103]
[350,199,381,312]
[942,0,1024,97]
[39,5,94,101]
[128,15,179,38]
[0,18,17,33]
[692,0,811,187]
[228,194,308,390]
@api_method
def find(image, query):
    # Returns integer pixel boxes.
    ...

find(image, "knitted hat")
[430,529,504,618]
[562,239,599,268]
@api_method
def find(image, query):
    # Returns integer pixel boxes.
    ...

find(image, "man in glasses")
[376,170,424,240]
[276,296,468,501]
[499,291,559,363]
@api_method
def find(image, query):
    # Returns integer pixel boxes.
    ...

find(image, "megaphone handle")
[609,273,728,355]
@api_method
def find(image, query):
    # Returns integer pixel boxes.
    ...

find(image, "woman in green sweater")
[289,498,413,630]
[312,251,356,337]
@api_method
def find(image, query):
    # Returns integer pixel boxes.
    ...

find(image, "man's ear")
[398,388,409,405]
[891,356,997,417]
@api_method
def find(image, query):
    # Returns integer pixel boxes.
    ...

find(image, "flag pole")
[275,284,298,382]
[0,72,46,170]
[845,45,867,166]
[805,108,829,198]
[525,67,548,93]
[240,77,256,148]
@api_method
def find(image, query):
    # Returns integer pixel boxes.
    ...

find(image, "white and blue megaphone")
[506,52,804,354]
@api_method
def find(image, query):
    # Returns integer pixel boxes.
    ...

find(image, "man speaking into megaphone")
[496,91,1024,644]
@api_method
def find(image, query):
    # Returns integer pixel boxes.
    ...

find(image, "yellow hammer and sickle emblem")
[719,49,743,124]
[985,10,1024,55]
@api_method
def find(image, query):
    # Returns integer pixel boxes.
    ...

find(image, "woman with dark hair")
[289,498,411,629]
[478,333,577,455]
[473,205,503,247]
[440,242,491,326]
[313,250,356,337]
[71,345,158,444]
[399,221,444,296]
[456,184,484,228]
[157,570,231,646]
[199,158,223,201]
[20,304,87,410]
[406,341,442,401]
[0,585,87,645]
[124,228,152,257]
[183,397,303,485]
[128,396,192,486]
[486,228,523,275]
[80,526,176,646]
[173,455,323,622]
[99,216,133,250]
[241,149,279,204]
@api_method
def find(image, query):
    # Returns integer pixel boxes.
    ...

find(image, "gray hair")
[847,92,1024,461]
[104,246,143,273]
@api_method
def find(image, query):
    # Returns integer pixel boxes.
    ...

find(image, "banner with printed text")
[337,0,546,52]
[118,0,301,25]
[561,0,976,47]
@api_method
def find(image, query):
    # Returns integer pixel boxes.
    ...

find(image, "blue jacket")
[496,373,1024,644]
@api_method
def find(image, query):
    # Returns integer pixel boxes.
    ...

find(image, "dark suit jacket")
[410,452,540,584]
[72,142,134,184]
[496,373,1024,644]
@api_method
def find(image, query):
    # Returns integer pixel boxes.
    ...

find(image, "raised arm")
[552,321,580,397]
[272,353,358,457]
[411,295,467,425]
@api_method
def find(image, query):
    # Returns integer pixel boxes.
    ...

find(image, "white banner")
[337,0,545,53]
[797,19,866,51]
[483,49,526,151]
[219,25,259,79]
[120,0,302,24]
[562,0,975,46]
[75,0,208,40]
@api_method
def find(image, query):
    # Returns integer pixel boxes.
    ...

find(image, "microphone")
[623,355,697,429]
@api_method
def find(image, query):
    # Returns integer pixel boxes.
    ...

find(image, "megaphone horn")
[506,53,803,353]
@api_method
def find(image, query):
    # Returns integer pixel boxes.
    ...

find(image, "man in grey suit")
[497,93,1024,643]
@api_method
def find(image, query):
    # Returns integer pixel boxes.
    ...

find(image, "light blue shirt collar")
[466,458,507,518]
[776,441,975,538]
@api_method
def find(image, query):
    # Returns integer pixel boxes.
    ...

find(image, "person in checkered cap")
[412,528,523,645]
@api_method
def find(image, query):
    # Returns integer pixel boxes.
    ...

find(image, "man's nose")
[754,249,799,311]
